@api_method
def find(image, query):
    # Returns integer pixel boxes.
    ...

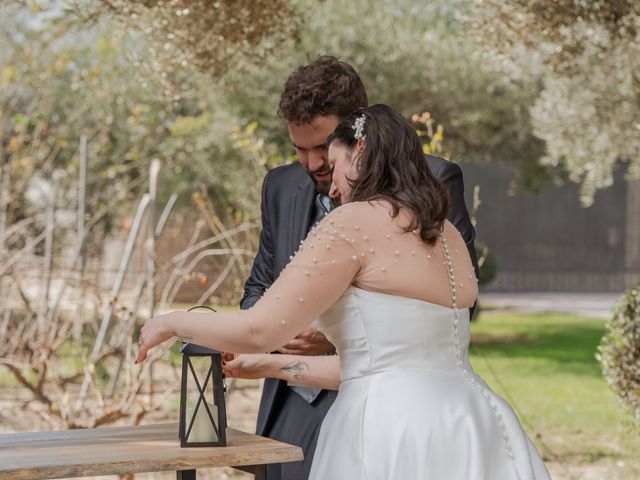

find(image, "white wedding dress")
[226,200,550,479]
[309,286,550,479]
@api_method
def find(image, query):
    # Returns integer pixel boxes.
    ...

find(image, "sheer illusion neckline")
[347,286,469,311]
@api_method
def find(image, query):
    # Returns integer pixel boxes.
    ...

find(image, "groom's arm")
[437,160,479,280]
[240,171,276,311]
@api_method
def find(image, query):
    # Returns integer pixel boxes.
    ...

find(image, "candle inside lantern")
[187,401,218,443]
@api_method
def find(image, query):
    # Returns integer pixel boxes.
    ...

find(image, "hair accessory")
[353,114,366,140]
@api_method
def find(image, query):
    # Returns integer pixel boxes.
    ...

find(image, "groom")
[241,56,478,480]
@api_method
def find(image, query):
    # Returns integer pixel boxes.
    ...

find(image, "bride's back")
[312,200,477,310]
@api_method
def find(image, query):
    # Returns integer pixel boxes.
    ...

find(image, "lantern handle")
[181,305,217,347]
[187,305,217,313]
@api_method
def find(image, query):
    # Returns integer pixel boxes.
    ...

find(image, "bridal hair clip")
[353,114,366,140]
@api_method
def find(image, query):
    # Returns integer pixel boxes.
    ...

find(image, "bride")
[136,104,550,479]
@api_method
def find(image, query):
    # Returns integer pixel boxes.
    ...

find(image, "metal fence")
[460,162,640,292]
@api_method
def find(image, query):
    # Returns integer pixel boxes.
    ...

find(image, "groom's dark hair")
[278,55,368,123]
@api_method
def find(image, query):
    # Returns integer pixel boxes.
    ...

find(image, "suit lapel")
[288,172,316,258]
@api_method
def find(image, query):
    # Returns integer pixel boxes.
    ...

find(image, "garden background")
[1,1,639,479]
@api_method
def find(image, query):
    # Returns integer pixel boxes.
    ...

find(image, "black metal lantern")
[178,307,227,447]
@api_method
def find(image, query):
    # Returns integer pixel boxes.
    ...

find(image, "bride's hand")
[135,313,175,364]
[222,353,271,380]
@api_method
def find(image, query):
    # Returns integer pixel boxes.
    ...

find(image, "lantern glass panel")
[185,355,219,443]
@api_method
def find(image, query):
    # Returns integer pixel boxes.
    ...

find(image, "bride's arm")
[223,353,341,391]
[136,207,362,363]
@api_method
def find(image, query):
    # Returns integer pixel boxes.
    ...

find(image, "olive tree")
[469,0,640,204]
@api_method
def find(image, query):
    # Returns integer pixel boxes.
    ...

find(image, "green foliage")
[0,4,286,236]
[75,0,297,77]
[475,242,497,286]
[411,111,446,157]
[0,3,296,307]
[215,0,549,189]
[1,8,179,239]
[469,0,640,204]
[8,0,632,218]
[2,0,557,214]
[597,285,640,423]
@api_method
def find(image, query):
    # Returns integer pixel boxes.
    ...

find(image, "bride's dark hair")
[327,104,448,246]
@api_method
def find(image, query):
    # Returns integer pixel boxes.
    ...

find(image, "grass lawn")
[469,310,639,479]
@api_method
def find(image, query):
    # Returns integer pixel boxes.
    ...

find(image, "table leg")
[177,469,196,480]
[232,464,267,479]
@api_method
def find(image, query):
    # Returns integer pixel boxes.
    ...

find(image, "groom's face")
[288,115,341,195]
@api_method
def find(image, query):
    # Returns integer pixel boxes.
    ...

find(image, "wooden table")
[0,423,303,480]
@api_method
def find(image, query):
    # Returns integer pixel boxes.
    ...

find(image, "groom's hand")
[278,327,335,355]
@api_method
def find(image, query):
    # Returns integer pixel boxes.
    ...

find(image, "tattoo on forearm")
[280,360,309,381]
[173,330,193,342]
